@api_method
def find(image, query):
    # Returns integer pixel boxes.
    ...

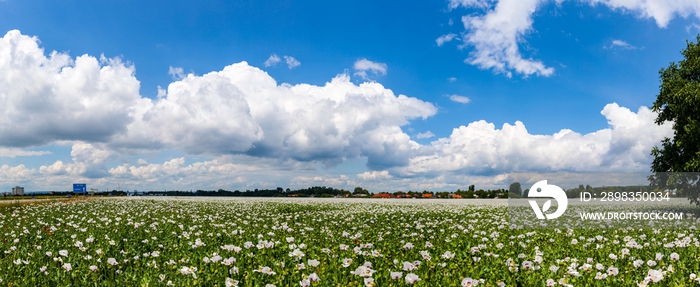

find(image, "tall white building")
[12,186,24,196]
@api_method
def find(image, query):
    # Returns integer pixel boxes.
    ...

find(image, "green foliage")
[454,187,507,198]
[509,182,522,196]
[650,34,700,205]
[352,187,369,195]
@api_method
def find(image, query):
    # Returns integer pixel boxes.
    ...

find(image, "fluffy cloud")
[0,29,678,192]
[106,154,327,191]
[115,66,265,155]
[416,131,435,139]
[0,30,437,168]
[436,33,458,46]
[112,62,437,169]
[353,59,388,80]
[357,170,393,181]
[395,103,673,177]
[35,142,115,179]
[111,157,233,186]
[24,150,320,191]
[587,0,700,28]
[0,30,142,147]
[10,102,671,192]
[284,56,301,69]
[0,164,34,188]
[446,0,700,77]
[264,54,281,67]
[458,0,555,77]
[168,66,185,80]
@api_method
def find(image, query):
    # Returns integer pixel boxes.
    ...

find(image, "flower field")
[0,197,699,286]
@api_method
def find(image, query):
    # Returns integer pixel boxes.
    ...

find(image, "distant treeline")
[139,185,510,198]
[133,184,674,199]
[9,184,665,199]
[451,185,508,198]
[146,186,348,198]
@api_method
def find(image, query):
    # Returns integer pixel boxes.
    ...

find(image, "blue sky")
[0,0,697,192]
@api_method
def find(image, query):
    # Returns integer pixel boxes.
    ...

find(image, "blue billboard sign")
[73,183,86,193]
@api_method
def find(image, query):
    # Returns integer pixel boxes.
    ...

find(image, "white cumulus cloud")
[357,170,393,181]
[0,29,680,191]
[0,30,142,148]
[0,164,34,187]
[0,30,438,181]
[111,62,437,170]
[353,58,388,80]
[36,142,115,179]
[395,103,673,177]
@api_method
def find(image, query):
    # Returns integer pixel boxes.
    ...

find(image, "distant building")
[12,186,24,196]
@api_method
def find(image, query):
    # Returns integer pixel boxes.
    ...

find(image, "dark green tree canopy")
[651,35,700,205]
[652,35,700,173]
[353,187,369,195]
[509,182,522,196]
